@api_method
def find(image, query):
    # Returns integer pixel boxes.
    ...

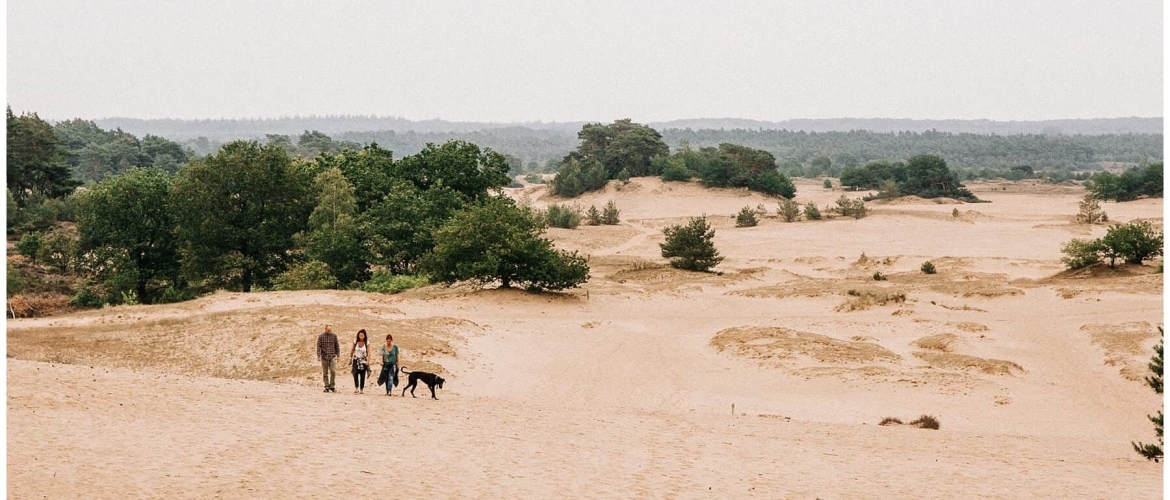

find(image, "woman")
[378,334,400,396]
[349,329,370,394]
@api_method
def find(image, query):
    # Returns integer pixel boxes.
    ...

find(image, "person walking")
[317,325,340,393]
[378,334,400,396]
[350,329,371,394]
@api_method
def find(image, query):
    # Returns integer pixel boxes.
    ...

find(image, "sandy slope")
[8,178,1165,498]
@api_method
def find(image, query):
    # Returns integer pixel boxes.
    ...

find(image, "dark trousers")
[384,363,398,393]
[353,360,367,390]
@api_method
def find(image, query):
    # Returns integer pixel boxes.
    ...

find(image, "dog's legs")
[429,384,437,400]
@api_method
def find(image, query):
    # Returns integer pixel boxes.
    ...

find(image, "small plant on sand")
[878,417,903,426]
[908,415,940,430]
[1075,194,1109,224]
[586,205,602,226]
[601,200,621,225]
[777,199,801,222]
[755,203,769,216]
[823,178,833,189]
[361,271,430,294]
[921,261,937,274]
[1132,327,1163,461]
[952,207,960,218]
[735,206,758,227]
[660,217,723,272]
[872,271,887,281]
[835,195,867,219]
[803,202,822,220]
[836,289,906,311]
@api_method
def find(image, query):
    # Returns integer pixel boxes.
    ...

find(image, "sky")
[6,0,1164,122]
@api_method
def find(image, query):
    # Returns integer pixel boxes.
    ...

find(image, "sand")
[7,177,1164,498]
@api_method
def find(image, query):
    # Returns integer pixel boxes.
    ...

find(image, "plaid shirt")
[317,332,340,361]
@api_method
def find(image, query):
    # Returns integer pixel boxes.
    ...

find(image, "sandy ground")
[8,177,1165,498]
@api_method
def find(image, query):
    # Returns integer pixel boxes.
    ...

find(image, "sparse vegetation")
[777,199,801,222]
[1060,238,1105,270]
[836,289,906,311]
[952,207,960,217]
[921,261,936,274]
[601,200,621,225]
[803,202,822,220]
[360,271,430,295]
[908,415,941,430]
[16,232,43,265]
[878,417,903,426]
[585,205,602,226]
[872,271,887,281]
[823,178,833,189]
[272,261,339,291]
[1059,221,1163,269]
[1086,162,1162,202]
[735,206,759,227]
[660,217,723,272]
[835,195,868,219]
[1075,194,1109,224]
[524,172,545,184]
[1132,327,1163,461]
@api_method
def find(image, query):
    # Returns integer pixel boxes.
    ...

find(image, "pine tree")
[660,217,723,272]
[586,205,602,226]
[735,206,758,227]
[601,200,621,225]
[1133,327,1164,461]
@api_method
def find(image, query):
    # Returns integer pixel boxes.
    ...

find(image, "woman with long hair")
[378,334,400,396]
[349,329,370,394]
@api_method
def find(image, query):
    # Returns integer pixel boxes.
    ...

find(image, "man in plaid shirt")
[317,325,341,393]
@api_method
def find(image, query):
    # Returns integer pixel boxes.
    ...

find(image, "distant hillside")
[94,116,1162,141]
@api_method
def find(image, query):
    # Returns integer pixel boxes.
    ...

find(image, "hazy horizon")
[8,0,1164,122]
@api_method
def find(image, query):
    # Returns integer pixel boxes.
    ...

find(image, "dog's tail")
[400,366,411,374]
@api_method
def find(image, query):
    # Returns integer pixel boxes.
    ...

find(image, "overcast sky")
[6,0,1164,122]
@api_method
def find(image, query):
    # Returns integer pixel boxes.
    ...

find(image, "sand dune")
[8,178,1163,498]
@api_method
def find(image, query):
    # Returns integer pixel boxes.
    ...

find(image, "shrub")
[874,179,900,200]
[952,207,960,218]
[908,415,940,430]
[272,261,339,291]
[37,231,77,274]
[1132,327,1163,461]
[601,200,621,225]
[586,205,602,226]
[616,167,631,183]
[68,283,107,308]
[660,217,723,272]
[735,206,758,227]
[1100,220,1164,266]
[823,178,833,189]
[878,417,903,426]
[545,203,582,229]
[550,158,607,197]
[15,232,44,265]
[7,263,26,295]
[803,202,822,220]
[921,261,936,274]
[361,272,430,294]
[835,195,868,219]
[155,286,198,304]
[777,199,801,222]
[524,172,545,184]
[836,289,906,311]
[872,271,887,281]
[1075,195,1108,224]
[1061,238,1104,269]
[661,157,693,181]
[9,293,71,317]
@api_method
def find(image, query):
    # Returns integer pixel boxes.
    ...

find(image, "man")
[317,325,340,393]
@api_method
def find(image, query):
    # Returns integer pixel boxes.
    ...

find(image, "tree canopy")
[7,107,79,207]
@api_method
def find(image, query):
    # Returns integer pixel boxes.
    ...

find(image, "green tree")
[1133,327,1163,461]
[421,197,590,291]
[571,119,669,178]
[272,261,339,291]
[660,217,723,272]
[550,157,607,197]
[694,144,796,197]
[15,232,43,265]
[777,199,801,222]
[391,140,511,200]
[314,143,396,212]
[902,154,972,199]
[75,168,179,302]
[169,141,313,292]
[7,107,79,207]
[1060,238,1104,269]
[735,206,758,227]
[300,167,369,286]
[586,205,602,226]
[38,230,77,274]
[365,181,464,273]
[601,200,621,225]
[1099,221,1164,266]
[803,202,822,220]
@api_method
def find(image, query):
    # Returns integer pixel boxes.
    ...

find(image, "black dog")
[400,367,445,399]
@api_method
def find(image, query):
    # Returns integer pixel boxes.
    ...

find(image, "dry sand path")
[8,360,1161,499]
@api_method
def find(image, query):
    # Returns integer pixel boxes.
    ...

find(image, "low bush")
[835,195,868,219]
[545,203,582,229]
[154,286,198,304]
[361,272,430,294]
[585,205,602,226]
[735,206,759,227]
[10,293,71,318]
[272,261,338,291]
[872,271,887,281]
[823,178,833,189]
[878,417,903,426]
[601,200,621,225]
[777,199,800,222]
[803,202,822,220]
[15,232,43,265]
[909,414,940,430]
[660,217,723,272]
[524,172,546,184]
[836,289,906,311]
[1075,194,1108,224]
[921,261,936,274]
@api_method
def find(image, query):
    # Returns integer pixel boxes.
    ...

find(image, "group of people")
[316,325,400,395]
